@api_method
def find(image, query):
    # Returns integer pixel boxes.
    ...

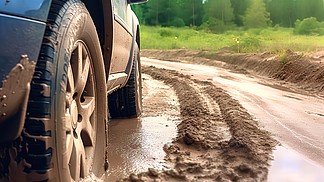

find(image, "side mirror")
[128,0,148,4]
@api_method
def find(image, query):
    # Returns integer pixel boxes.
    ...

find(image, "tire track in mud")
[120,66,277,182]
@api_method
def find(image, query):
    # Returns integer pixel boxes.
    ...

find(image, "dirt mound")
[120,67,277,182]
[212,50,324,94]
[142,49,324,95]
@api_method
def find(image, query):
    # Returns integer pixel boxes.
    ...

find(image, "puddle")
[101,74,179,181]
[268,146,324,182]
[104,116,179,181]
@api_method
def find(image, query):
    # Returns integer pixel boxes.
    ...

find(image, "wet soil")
[138,49,324,181]
[76,49,324,181]
[119,67,277,182]
[269,146,324,182]
[141,49,324,96]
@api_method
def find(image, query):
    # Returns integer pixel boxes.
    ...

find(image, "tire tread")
[23,0,83,176]
[108,55,140,118]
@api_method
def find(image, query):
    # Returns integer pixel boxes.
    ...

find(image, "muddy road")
[101,55,324,182]
[141,57,324,167]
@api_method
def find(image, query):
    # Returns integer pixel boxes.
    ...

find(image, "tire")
[108,45,142,118]
[5,0,108,181]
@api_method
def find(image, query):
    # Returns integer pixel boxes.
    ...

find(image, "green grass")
[140,25,324,53]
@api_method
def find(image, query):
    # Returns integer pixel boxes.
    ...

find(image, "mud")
[142,49,324,96]
[105,75,180,181]
[269,146,324,182]
[139,48,324,181]
[120,67,277,182]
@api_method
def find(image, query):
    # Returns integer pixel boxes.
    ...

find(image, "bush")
[236,36,262,52]
[159,28,180,37]
[200,17,227,33]
[277,49,289,64]
[273,24,280,31]
[294,17,324,35]
[171,17,185,27]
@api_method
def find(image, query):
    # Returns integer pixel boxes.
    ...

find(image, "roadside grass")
[141,26,324,53]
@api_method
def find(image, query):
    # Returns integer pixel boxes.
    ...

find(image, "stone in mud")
[129,173,141,182]
[148,168,159,177]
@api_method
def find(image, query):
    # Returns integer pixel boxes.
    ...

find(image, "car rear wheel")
[108,45,142,118]
[5,0,108,181]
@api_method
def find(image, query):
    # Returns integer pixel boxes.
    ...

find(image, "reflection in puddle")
[268,146,324,182]
[102,74,180,181]
[104,116,179,181]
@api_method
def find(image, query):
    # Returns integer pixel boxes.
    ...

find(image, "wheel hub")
[71,100,78,130]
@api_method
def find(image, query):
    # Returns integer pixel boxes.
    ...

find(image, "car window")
[113,0,127,22]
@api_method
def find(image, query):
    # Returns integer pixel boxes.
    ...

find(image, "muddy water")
[104,75,180,181]
[269,146,324,182]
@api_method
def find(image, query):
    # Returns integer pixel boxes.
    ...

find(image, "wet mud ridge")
[142,49,324,96]
[121,66,277,182]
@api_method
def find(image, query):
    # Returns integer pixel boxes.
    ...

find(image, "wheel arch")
[136,25,141,50]
[81,0,114,81]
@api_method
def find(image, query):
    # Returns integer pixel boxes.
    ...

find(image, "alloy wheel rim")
[65,41,97,180]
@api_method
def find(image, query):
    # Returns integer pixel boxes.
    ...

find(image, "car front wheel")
[7,0,108,181]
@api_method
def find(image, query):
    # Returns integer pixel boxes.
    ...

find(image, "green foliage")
[141,26,324,53]
[230,0,250,26]
[295,0,324,22]
[200,17,227,33]
[141,26,233,50]
[138,0,204,27]
[294,17,324,35]
[267,0,296,27]
[244,0,271,28]
[239,35,262,52]
[204,0,234,25]
[273,24,280,31]
[180,0,204,26]
[277,49,289,64]
[158,28,180,37]
[171,17,186,27]
[230,31,263,53]
[133,0,324,31]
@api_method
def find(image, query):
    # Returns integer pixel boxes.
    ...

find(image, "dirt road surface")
[101,53,324,182]
[141,57,324,166]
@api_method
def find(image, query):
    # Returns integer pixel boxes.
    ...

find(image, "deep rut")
[120,66,277,182]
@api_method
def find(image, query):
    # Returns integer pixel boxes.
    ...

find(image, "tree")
[145,0,160,25]
[180,0,204,26]
[230,0,250,26]
[295,0,324,21]
[267,0,296,27]
[308,0,324,21]
[244,0,271,28]
[203,0,235,25]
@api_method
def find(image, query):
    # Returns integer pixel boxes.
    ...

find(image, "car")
[0,0,146,181]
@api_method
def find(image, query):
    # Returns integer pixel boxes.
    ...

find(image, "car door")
[110,0,133,75]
